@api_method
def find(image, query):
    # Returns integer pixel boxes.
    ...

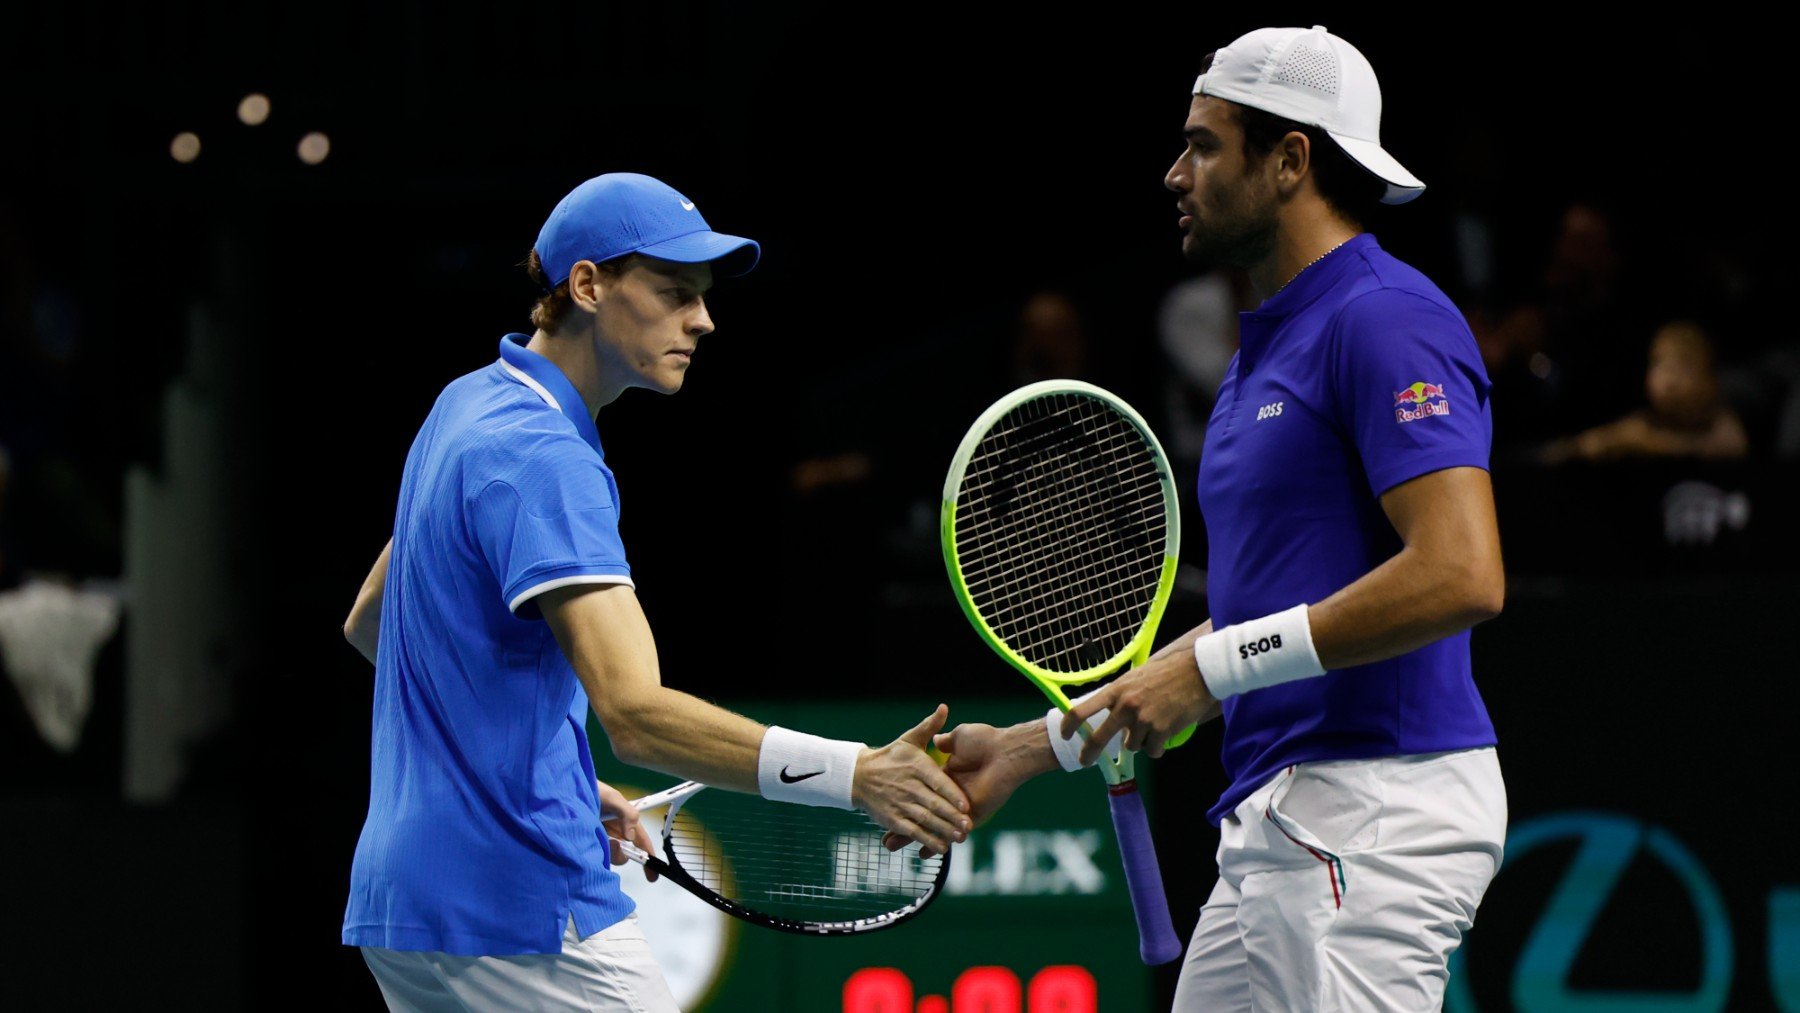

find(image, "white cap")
[1193,25,1424,205]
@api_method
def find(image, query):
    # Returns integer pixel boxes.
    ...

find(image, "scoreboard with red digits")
[844,966,1098,1012]
[592,699,1159,1012]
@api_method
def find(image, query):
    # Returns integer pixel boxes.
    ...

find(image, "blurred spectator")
[1536,202,1650,429]
[1544,203,1620,312]
[1467,302,1564,451]
[1156,271,1253,470]
[781,289,1105,613]
[1541,320,1748,463]
[786,289,1097,500]
[1446,126,1503,305]
[1012,291,1089,384]
[1474,202,1666,456]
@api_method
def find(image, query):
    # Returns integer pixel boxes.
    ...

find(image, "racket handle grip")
[1107,781,1184,965]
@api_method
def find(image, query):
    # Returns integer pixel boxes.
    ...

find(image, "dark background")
[4,4,1796,1010]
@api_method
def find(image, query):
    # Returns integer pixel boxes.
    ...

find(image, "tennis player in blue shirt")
[926,27,1507,1010]
[338,173,971,1011]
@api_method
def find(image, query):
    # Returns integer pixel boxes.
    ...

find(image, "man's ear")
[1274,130,1311,197]
[567,260,603,314]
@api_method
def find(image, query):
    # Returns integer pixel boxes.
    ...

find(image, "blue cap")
[534,173,761,288]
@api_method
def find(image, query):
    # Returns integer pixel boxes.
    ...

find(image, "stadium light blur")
[297,132,331,165]
[237,94,271,126]
[170,132,201,163]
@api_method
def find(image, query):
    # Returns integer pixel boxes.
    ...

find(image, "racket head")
[942,380,1181,703]
[648,786,950,935]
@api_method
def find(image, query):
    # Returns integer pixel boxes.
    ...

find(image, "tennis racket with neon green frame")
[942,379,1192,965]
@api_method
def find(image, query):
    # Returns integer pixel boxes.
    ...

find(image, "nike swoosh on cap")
[680,200,696,211]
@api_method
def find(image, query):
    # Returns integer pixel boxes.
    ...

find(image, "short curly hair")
[522,249,642,333]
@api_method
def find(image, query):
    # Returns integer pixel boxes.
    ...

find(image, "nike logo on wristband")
[779,767,824,783]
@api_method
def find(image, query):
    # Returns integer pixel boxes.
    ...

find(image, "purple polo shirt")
[1194,233,1498,826]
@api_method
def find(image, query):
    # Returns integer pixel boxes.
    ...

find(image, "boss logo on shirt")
[1239,634,1283,659]
[1393,381,1450,423]
[1256,402,1284,421]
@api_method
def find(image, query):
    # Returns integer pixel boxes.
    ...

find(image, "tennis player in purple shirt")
[930,26,1507,1010]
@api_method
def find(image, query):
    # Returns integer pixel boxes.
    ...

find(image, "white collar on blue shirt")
[496,333,603,453]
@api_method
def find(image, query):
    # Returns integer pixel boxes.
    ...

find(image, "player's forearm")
[542,582,789,793]
[1148,618,1213,664]
[1001,717,1064,778]
[600,685,768,792]
[1139,618,1223,727]
[343,539,392,665]
[1307,543,1502,670]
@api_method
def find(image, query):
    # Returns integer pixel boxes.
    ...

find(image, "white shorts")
[1172,746,1507,1012]
[361,913,679,1012]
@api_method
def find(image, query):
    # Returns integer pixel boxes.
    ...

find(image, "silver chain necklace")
[1273,236,1353,296]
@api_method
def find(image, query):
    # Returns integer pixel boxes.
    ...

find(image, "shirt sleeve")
[467,437,634,619]
[1330,287,1493,498]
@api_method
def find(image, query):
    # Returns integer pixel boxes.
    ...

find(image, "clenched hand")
[598,779,659,881]
[1062,651,1218,766]
[883,718,1063,856]
[853,704,971,856]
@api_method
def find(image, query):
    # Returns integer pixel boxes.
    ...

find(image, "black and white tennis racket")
[615,780,950,935]
[942,379,1190,964]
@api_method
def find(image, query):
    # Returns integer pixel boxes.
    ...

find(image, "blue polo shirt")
[343,333,638,955]
[1195,233,1498,826]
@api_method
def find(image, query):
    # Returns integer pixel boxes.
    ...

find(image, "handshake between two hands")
[875,713,1050,859]
[875,653,1218,856]
[598,656,1213,865]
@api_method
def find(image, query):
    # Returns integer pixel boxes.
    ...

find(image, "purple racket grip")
[1107,780,1183,965]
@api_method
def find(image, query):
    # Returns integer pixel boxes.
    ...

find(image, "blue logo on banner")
[1445,812,1733,1012]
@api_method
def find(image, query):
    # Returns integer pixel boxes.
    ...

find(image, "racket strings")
[957,424,1158,500]
[961,398,1164,538]
[961,404,1160,631]
[958,495,1165,638]
[953,393,1168,673]
[956,404,1159,532]
[663,798,944,924]
[957,417,1162,580]
[958,447,1162,549]
[988,575,1167,644]
[956,490,1165,603]
[957,475,1164,580]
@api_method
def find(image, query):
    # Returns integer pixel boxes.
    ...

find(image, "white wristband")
[1192,604,1326,700]
[757,726,865,809]
[1044,689,1122,772]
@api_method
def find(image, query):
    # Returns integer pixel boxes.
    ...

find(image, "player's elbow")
[606,726,659,769]
[343,605,379,659]
[1455,567,1504,626]
[344,587,372,639]
[595,699,656,768]
[608,736,647,769]
[343,623,373,661]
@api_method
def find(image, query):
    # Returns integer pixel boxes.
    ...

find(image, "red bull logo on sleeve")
[1393,381,1450,423]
